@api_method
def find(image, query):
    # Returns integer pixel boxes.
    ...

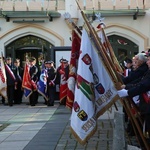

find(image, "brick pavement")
[55,119,113,150]
[0,97,141,150]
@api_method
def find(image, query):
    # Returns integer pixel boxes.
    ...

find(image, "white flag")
[0,57,7,99]
[70,28,119,144]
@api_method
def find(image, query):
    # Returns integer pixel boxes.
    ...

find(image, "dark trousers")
[14,82,23,104]
[29,91,38,106]
[47,86,55,105]
[1,96,5,104]
[7,85,15,105]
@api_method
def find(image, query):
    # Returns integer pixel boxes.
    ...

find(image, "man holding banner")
[57,58,69,105]
[5,57,17,106]
[28,57,39,106]
[22,57,39,106]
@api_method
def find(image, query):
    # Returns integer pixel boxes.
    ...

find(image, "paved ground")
[0,96,137,150]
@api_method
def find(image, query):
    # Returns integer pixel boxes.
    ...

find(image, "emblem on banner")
[93,73,99,84]
[73,101,80,112]
[95,83,105,94]
[82,53,91,65]
[77,75,95,101]
[77,110,88,121]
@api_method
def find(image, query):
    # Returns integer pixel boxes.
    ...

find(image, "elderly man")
[122,53,148,85]
[118,53,150,146]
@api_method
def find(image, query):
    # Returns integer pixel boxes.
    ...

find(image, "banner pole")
[75,0,149,148]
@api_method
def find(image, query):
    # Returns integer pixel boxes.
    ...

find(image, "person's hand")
[121,84,126,89]
[59,69,65,74]
[117,89,128,97]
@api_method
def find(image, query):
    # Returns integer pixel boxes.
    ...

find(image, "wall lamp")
[5,15,10,22]
[0,9,10,22]
[49,14,53,22]
[133,7,139,20]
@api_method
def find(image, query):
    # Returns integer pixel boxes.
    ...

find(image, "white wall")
[0,8,150,53]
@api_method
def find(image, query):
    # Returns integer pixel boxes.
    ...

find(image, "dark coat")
[5,64,17,86]
[127,70,150,114]
[15,66,24,83]
[47,67,57,86]
[29,65,39,82]
[122,62,148,84]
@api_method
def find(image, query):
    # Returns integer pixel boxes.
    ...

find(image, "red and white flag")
[70,28,119,145]
[97,26,123,74]
[59,62,68,103]
[22,63,32,99]
[66,29,81,109]
[0,57,7,99]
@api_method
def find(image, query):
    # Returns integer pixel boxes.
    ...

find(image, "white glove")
[133,95,140,104]
[117,89,128,97]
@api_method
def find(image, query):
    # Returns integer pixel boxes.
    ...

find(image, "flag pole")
[101,28,123,74]
[75,1,149,149]
[87,13,149,150]
[77,6,119,86]
[100,27,143,122]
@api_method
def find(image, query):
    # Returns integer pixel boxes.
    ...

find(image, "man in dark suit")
[118,53,150,146]
[122,53,148,84]
[47,61,57,106]
[5,57,17,106]
[14,59,24,104]
[29,57,39,106]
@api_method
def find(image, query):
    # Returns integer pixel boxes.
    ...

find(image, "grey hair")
[136,53,147,62]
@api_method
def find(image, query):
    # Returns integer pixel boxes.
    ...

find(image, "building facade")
[0,0,150,67]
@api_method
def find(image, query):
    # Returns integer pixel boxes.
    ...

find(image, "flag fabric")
[22,63,32,99]
[70,28,119,145]
[97,27,123,74]
[59,63,68,103]
[37,68,48,100]
[66,29,81,109]
[0,57,7,99]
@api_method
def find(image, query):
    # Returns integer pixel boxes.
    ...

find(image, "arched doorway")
[5,35,54,68]
[108,35,138,66]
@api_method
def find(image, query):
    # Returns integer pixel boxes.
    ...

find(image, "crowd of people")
[118,52,150,147]
[1,51,150,147]
[0,56,69,107]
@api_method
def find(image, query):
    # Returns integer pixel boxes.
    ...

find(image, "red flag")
[66,29,81,109]
[22,63,32,98]
[59,61,68,103]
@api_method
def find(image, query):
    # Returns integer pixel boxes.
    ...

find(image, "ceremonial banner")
[22,63,32,99]
[59,63,68,103]
[37,68,48,100]
[97,27,123,74]
[66,29,81,109]
[0,57,7,98]
[70,28,119,145]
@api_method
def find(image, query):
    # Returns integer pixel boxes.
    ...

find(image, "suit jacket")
[15,66,24,83]
[122,62,148,84]
[29,65,39,82]
[127,70,150,114]
[6,64,17,86]
[47,67,57,86]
